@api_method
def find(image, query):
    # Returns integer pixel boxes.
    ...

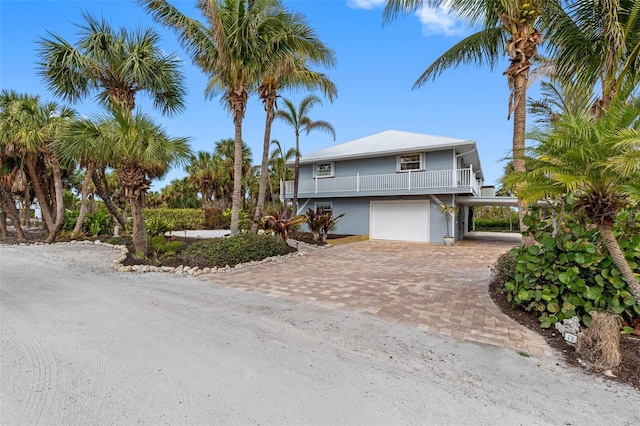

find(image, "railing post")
[357,173,360,192]
[408,170,411,190]
[452,169,457,188]
[315,176,318,194]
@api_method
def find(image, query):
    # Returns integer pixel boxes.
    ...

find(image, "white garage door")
[370,200,430,242]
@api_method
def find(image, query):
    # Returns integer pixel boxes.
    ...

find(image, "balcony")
[282,168,481,199]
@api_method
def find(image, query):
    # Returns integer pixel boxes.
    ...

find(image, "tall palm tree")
[268,139,296,208]
[383,0,545,230]
[58,107,192,255]
[503,95,640,301]
[275,95,335,215]
[250,17,337,232]
[37,12,186,231]
[543,0,640,115]
[140,0,301,236]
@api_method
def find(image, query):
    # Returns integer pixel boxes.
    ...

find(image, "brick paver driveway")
[199,237,551,356]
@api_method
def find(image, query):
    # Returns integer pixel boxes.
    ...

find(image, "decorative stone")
[555,316,581,346]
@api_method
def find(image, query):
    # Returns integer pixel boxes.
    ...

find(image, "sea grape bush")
[502,205,640,328]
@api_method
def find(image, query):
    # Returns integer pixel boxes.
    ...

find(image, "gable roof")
[298,130,477,164]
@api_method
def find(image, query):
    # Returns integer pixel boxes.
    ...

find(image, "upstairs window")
[313,162,334,178]
[397,153,423,172]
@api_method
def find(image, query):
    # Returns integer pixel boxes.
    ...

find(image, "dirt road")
[1,243,639,425]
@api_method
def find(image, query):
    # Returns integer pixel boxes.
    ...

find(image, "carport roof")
[456,196,518,207]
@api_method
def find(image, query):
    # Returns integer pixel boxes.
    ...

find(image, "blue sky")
[1,0,525,191]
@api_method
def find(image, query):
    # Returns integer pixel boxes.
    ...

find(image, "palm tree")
[383,0,545,230]
[140,0,295,236]
[275,95,335,214]
[58,107,192,256]
[187,151,219,208]
[543,0,640,115]
[268,139,296,209]
[0,90,75,243]
[503,95,640,301]
[37,12,186,231]
[250,16,337,232]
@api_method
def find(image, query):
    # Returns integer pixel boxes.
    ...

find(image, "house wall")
[299,195,456,244]
[299,149,456,179]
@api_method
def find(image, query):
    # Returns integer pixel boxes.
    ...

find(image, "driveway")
[199,238,551,356]
[2,241,639,425]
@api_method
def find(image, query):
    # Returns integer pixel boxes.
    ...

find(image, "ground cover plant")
[490,207,640,390]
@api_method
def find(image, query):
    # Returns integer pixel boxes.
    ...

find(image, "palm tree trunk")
[230,117,244,237]
[45,158,65,244]
[92,168,126,230]
[512,71,534,243]
[25,154,55,233]
[251,102,276,233]
[130,194,147,256]
[598,224,640,302]
[72,166,94,238]
[0,210,7,239]
[293,134,301,217]
[0,187,26,241]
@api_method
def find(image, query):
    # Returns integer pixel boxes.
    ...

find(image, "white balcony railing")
[283,168,481,197]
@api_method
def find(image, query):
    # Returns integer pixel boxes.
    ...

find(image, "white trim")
[313,162,335,178]
[396,153,424,172]
[314,202,333,214]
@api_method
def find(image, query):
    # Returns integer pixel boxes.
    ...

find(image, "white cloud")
[346,0,386,10]
[416,5,465,36]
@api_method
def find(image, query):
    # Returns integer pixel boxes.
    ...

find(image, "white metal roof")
[298,129,476,164]
[296,130,482,179]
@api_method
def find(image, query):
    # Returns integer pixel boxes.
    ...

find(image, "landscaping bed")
[489,278,640,391]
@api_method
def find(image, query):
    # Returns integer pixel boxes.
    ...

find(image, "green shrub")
[85,210,111,236]
[62,210,79,232]
[143,208,203,230]
[181,233,288,267]
[475,218,514,232]
[145,216,173,237]
[149,235,183,255]
[203,207,231,229]
[490,252,516,288]
[502,206,640,328]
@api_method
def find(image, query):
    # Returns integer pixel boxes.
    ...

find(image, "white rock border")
[16,237,317,276]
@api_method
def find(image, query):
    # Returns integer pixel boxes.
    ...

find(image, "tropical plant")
[440,203,459,238]
[186,151,219,208]
[0,90,75,243]
[37,12,186,231]
[305,207,323,241]
[319,209,345,243]
[145,215,174,237]
[502,204,640,328]
[58,107,192,256]
[261,209,307,240]
[275,95,336,215]
[160,178,200,209]
[140,0,295,237]
[542,0,640,115]
[503,95,640,302]
[383,0,546,230]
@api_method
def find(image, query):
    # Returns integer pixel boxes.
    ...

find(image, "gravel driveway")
[1,242,639,425]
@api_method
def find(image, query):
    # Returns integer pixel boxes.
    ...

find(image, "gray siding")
[300,149,456,179]
[299,198,370,236]
[425,150,454,171]
[300,195,463,243]
[429,195,454,243]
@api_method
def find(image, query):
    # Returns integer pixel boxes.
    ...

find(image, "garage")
[369,200,430,242]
